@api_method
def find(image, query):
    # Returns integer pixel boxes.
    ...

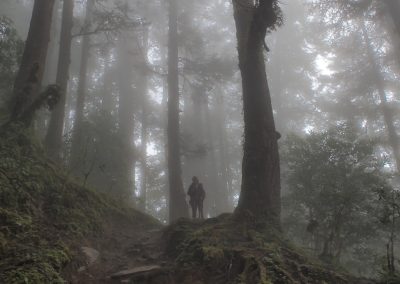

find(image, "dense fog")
[1,0,400,280]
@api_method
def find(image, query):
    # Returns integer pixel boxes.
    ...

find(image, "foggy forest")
[1,0,400,283]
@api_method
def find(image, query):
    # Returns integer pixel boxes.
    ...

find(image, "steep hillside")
[0,124,160,283]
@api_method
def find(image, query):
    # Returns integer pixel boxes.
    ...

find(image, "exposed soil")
[66,215,167,284]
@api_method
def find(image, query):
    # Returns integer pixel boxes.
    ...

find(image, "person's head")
[192,176,199,184]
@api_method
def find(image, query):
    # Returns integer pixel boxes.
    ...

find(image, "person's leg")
[199,201,204,219]
[194,201,199,219]
[190,201,196,219]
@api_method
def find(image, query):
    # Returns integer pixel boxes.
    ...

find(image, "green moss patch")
[164,215,374,284]
[0,124,159,283]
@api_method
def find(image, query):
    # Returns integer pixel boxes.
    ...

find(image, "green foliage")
[67,110,134,200]
[281,124,392,275]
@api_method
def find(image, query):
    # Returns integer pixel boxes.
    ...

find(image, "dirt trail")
[68,220,172,284]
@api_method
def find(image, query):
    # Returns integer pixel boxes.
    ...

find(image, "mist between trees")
[1,0,400,280]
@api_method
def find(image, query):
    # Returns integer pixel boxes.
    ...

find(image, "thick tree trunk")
[42,0,61,86]
[45,0,74,160]
[233,0,281,227]
[11,0,55,125]
[168,0,189,222]
[70,0,94,168]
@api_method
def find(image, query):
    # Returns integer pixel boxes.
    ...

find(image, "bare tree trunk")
[42,0,61,86]
[232,0,281,227]
[101,48,114,113]
[117,37,136,201]
[45,0,74,160]
[11,0,56,125]
[70,0,94,168]
[139,28,149,212]
[215,92,234,212]
[204,93,223,216]
[168,0,189,222]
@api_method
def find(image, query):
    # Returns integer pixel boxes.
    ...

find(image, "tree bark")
[168,0,189,222]
[11,0,55,125]
[70,0,94,168]
[232,0,281,227]
[42,0,61,86]
[45,0,74,160]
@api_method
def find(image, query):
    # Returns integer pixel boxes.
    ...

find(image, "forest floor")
[67,214,378,284]
[66,214,167,283]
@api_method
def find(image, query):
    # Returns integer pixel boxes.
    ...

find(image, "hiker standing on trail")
[187,176,206,219]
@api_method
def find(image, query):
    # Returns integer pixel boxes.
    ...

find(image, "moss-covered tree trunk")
[45,0,74,160]
[168,0,189,222]
[232,0,281,227]
[11,0,55,125]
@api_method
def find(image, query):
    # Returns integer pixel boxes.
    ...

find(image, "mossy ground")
[163,215,375,284]
[0,123,159,284]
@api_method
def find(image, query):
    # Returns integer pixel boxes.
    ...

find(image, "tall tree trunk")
[168,0,189,222]
[232,0,281,227]
[117,42,136,201]
[203,92,223,216]
[42,0,61,86]
[36,0,60,137]
[139,27,149,212]
[215,92,234,212]
[101,48,114,113]
[70,0,94,168]
[45,0,74,160]
[11,0,56,125]
[363,25,400,172]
